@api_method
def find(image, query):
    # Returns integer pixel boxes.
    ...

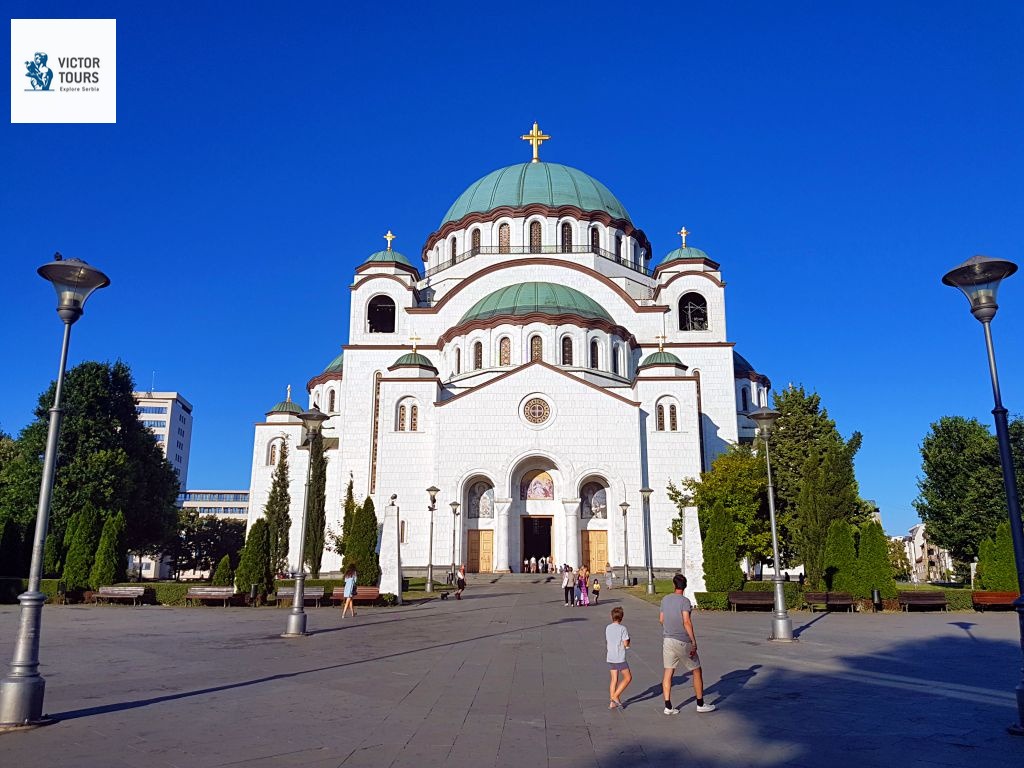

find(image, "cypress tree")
[263,440,291,576]
[211,554,234,587]
[348,497,381,585]
[43,530,62,577]
[0,519,23,577]
[89,511,125,589]
[822,519,857,592]
[235,519,273,598]
[304,430,327,578]
[701,501,744,591]
[976,536,994,590]
[987,522,1020,592]
[855,521,897,599]
[63,505,102,590]
[340,474,356,556]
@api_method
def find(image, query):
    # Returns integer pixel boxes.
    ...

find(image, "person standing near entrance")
[562,566,574,606]
[659,574,716,714]
[454,564,467,599]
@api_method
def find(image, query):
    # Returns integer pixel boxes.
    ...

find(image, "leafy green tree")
[263,440,291,575]
[211,554,233,587]
[89,511,126,589]
[794,443,859,590]
[985,522,1021,592]
[304,430,327,578]
[976,536,994,589]
[62,504,102,590]
[701,501,743,591]
[822,520,857,592]
[0,362,180,560]
[670,444,770,577]
[855,521,897,599]
[915,416,1016,564]
[347,497,380,585]
[169,510,246,577]
[887,538,912,581]
[235,519,273,598]
[0,518,23,577]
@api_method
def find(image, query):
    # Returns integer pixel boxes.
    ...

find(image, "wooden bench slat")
[96,586,145,606]
[329,586,380,604]
[898,591,947,611]
[273,586,326,607]
[728,591,775,611]
[971,591,1019,610]
[185,586,236,606]
[803,591,855,612]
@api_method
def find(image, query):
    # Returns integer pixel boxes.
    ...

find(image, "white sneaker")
[696,703,717,713]
[663,707,680,715]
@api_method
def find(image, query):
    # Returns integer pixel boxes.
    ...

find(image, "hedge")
[0,578,61,604]
[694,592,730,610]
[741,580,803,610]
[274,578,345,593]
[944,589,973,611]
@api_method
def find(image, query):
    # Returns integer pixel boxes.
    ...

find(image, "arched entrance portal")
[510,458,563,572]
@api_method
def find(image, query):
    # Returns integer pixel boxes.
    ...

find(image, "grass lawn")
[400,575,454,603]
[619,579,675,607]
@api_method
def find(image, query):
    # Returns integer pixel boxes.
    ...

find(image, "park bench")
[804,591,855,613]
[898,591,947,612]
[274,586,325,607]
[971,591,1019,611]
[728,591,774,611]
[95,586,145,606]
[330,586,381,605]
[185,586,236,607]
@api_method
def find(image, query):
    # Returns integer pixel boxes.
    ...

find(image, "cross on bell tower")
[520,121,551,163]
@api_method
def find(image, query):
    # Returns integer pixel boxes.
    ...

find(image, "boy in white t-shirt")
[605,606,631,709]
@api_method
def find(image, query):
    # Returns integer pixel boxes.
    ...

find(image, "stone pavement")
[1,581,1023,767]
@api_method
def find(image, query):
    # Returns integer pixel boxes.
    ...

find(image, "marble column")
[493,498,512,572]
[562,498,581,568]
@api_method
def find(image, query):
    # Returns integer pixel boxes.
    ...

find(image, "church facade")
[247,126,770,594]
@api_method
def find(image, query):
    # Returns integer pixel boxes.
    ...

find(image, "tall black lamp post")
[0,255,109,728]
[450,501,460,583]
[943,254,1024,735]
[426,486,439,593]
[620,501,630,586]
[640,487,655,594]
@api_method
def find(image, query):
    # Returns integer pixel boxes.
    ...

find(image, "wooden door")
[467,530,493,573]
[581,530,608,573]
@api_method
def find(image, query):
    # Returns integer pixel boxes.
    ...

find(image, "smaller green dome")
[364,249,417,271]
[268,399,303,415]
[639,350,684,368]
[659,245,711,267]
[459,282,613,325]
[323,352,344,374]
[392,352,436,369]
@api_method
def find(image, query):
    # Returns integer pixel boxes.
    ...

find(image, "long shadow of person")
[622,664,762,709]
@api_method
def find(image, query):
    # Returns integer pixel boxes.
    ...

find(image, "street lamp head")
[450,501,460,516]
[38,254,110,324]
[296,406,328,434]
[620,501,629,516]
[639,487,653,502]
[942,254,1017,323]
[748,406,781,436]
[426,485,440,505]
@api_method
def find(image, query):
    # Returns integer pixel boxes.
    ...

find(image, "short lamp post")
[0,254,109,728]
[640,487,655,594]
[450,501,460,583]
[620,501,630,586]
[942,254,1024,735]
[282,406,328,638]
[748,406,795,642]
[426,486,439,594]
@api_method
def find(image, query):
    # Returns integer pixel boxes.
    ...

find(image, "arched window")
[529,221,542,253]
[473,341,483,370]
[410,405,418,431]
[656,405,665,431]
[589,339,600,369]
[367,295,396,333]
[740,387,750,412]
[679,292,709,331]
[450,238,457,261]
[669,405,678,431]
[561,336,573,365]
[590,227,600,252]
[561,222,573,253]
[498,223,510,254]
[268,441,278,466]
[327,389,336,413]
[530,335,543,361]
[397,405,407,431]
[611,344,619,375]
[499,337,511,366]
[471,228,481,256]
[455,348,461,375]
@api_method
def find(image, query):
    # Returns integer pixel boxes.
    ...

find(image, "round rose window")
[523,398,551,424]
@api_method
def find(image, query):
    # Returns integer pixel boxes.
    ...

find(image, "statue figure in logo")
[25,53,53,91]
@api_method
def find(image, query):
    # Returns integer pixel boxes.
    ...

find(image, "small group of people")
[561,564,602,606]
[604,574,716,714]
[523,556,554,573]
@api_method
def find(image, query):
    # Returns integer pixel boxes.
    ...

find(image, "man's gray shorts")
[663,638,701,670]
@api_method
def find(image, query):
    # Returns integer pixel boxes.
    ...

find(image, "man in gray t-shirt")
[658,574,716,715]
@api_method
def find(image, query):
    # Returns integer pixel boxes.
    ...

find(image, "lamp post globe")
[0,254,109,729]
[639,487,655,594]
[943,255,1024,735]
[620,501,630,586]
[282,406,328,638]
[425,486,439,593]
[748,406,795,642]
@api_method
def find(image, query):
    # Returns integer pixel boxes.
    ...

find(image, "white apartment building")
[179,490,249,520]
[134,391,193,488]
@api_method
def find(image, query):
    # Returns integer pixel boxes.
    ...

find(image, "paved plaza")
[1,581,1023,767]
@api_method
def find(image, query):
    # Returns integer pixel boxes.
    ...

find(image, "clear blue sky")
[3,2,1022,535]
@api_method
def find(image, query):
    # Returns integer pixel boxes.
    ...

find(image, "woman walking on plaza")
[455,564,467,599]
[341,564,358,618]
[562,565,575,605]
[578,567,590,606]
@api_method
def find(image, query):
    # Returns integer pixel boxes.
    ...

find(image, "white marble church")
[247,124,770,594]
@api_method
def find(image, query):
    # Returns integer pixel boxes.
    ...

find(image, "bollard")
[871,588,882,613]
[249,584,258,607]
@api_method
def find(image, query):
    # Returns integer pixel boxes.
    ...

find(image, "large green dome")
[460,282,614,325]
[442,162,631,226]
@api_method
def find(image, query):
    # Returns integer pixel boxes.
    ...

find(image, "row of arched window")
[312,389,337,413]
[656,400,680,432]
[444,221,630,260]
[396,399,419,431]
[453,335,626,376]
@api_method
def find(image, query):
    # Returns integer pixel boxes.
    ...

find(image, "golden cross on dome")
[286,384,292,402]
[383,230,396,251]
[409,334,421,353]
[520,121,550,163]
[677,227,690,247]
[655,334,667,352]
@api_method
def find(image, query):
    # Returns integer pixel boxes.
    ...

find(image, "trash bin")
[401,578,410,592]
[871,588,882,613]
[249,584,259,607]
